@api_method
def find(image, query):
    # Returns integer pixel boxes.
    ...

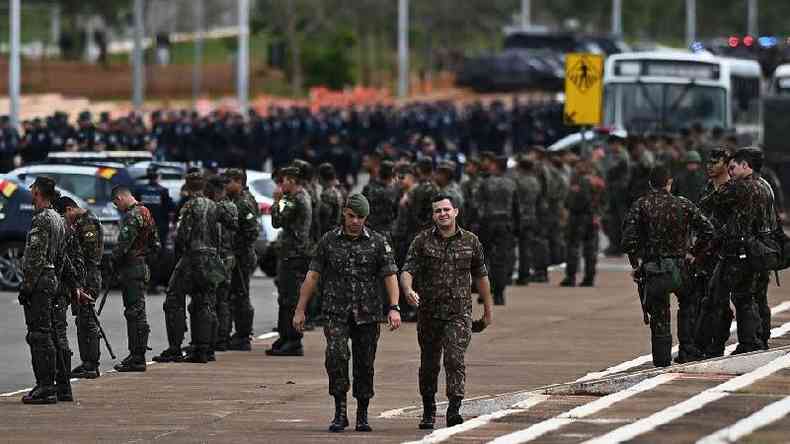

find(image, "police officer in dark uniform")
[293,194,401,433]
[134,165,175,293]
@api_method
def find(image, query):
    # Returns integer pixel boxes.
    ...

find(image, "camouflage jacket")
[362,179,398,234]
[176,194,219,255]
[319,184,344,236]
[73,210,103,295]
[478,173,518,225]
[513,170,541,224]
[461,175,483,229]
[22,207,67,293]
[403,227,488,320]
[407,180,439,236]
[309,227,397,324]
[215,197,239,259]
[307,182,323,244]
[272,187,313,258]
[231,188,260,257]
[714,175,774,240]
[59,226,86,304]
[622,189,714,261]
[566,172,605,216]
[112,202,159,268]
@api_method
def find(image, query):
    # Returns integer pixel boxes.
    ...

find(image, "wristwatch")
[388,304,401,312]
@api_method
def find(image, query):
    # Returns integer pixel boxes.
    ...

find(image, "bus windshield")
[604,82,727,133]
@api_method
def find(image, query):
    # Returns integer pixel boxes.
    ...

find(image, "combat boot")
[71,362,100,379]
[21,385,57,405]
[228,334,252,351]
[355,398,372,432]
[184,350,209,363]
[559,276,576,287]
[114,354,146,372]
[418,396,436,430]
[153,347,184,363]
[266,341,303,356]
[493,292,506,306]
[446,397,464,427]
[515,277,530,286]
[56,382,73,402]
[579,275,595,287]
[328,395,349,432]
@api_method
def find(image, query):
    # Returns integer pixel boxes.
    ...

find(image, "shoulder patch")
[246,212,254,220]
[278,200,287,212]
[385,243,392,253]
[85,231,95,238]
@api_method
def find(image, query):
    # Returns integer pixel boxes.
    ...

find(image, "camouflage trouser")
[480,221,515,298]
[230,251,256,339]
[565,215,598,279]
[517,224,535,280]
[417,313,472,399]
[726,261,763,353]
[548,207,566,265]
[756,271,771,348]
[276,257,309,344]
[531,218,550,275]
[188,290,218,353]
[119,261,150,355]
[215,256,235,348]
[694,258,735,357]
[72,302,100,365]
[643,259,683,367]
[52,304,72,384]
[23,270,58,386]
[324,318,380,400]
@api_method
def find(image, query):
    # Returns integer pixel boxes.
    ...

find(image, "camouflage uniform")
[461,173,483,235]
[755,175,780,349]
[111,202,159,362]
[165,193,223,358]
[214,197,238,350]
[532,165,553,279]
[477,172,518,304]
[20,206,68,397]
[403,227,487,399]
[405,179,439,247]
[546,164,569,265]
[362,178,398,238]
[604,148,631,254]
[622,189,714,366]
[709,174,775,354]
[564,171,605,285]
[70,210,103,372]
[272,187,313,350]
[310,227,397,400]
[229,187,260,346]
[513,168,541,282]
[319,183,344,236]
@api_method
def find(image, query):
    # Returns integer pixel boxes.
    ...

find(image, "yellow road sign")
[564,53,604,126]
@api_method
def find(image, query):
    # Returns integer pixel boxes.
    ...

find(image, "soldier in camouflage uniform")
[54,197,103,379]
[478,152,518,305]
[19,177,81,403]
[110,185,160,372]
[318,163,344,237]
[547,151,569,265]
[560,159,605,287]
[513,157,541,285]
[604,134,631,256]
[434,161,464,221]
[405,158,439,248]
[461,157,483,235]
[293,194,401,433]
[206,175,238,352]
[393,163,417,269]
[402,193,493,429]
[753,153,781,350]
[526,147,551,282]
[154,173,223,363]
[223,168,261,351]
[268,165,313,356]
[362,160,398,239]
[622,166,714,367]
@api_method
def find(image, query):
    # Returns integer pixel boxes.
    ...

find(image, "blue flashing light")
[758,36,778,48]
[690,41,705,52]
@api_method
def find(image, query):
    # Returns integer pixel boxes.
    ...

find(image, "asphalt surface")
[0,273,277,393]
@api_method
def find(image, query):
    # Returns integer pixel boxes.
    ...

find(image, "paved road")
[0,274,277,393]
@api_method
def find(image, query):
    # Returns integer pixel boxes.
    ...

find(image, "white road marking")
[487,373,678,444]
[403,396,548,444]
[576,300,790,382]
[256,332,279,340]
[581,353,790,444]
[696,395,790,444]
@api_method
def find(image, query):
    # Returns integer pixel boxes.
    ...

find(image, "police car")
[0,175,89,290]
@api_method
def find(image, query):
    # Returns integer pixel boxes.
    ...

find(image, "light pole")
[238,0,250,115]
[686,0,696,47]
[611,0,622,36]
[397,0,409,98]
[132,0,145,111]
[9,0,20,128]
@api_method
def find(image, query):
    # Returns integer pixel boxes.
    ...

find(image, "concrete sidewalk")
[1,263,788,443]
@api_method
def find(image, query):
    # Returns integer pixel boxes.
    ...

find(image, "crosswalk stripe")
[696,396,790,444]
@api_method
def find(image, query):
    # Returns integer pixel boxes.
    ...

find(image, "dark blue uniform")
[134,181,175,244]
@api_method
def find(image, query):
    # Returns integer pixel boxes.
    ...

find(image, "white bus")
[603,51,762,137]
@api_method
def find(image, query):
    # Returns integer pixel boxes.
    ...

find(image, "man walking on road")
[293,193,401,433]
[401,193,493,429]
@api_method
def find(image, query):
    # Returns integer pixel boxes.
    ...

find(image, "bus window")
[731,75,761,125]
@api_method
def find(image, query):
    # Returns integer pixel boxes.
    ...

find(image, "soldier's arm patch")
[246,212,254,220]
[277,199,287,212]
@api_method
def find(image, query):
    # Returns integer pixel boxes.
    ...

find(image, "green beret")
[345,193,370,218]
[685,150,702,164]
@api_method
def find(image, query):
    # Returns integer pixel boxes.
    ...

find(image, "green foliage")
[301,28,356,89]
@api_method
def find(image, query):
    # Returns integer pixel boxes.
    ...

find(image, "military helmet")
[685,150,702,164]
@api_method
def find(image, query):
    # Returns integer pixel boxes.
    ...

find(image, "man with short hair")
[206,175,238,352]
[53,196,104,379]
[110,185,160,372]
[293,194,401,433]
[401,193,493,429]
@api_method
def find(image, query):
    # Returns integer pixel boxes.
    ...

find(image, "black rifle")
[87,302,116,359]
[97,283,111,317]
[633,265,650,325]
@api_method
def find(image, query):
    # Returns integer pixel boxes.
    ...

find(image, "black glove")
[471,319,487,333]
[18,288,31,306]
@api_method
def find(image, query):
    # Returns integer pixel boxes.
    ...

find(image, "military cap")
[437,160,456,172]
[53,196,79,215]
[30,176,57,193]
[395,163,415,176]
[479,151,497,161]
[185,171,206,184]
[685,150,702,164]
[223,168,246,180]
[279,166,301,179]
[416,157,434,171]
[208,174,229,188]
[345,193,370,218]
[78,111,92,122]
[291,159,314,180]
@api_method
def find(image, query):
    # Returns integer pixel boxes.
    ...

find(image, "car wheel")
[0,242,25,291]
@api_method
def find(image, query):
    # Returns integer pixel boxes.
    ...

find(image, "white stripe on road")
[696,396,790,444]
[581,353,790,444]
[487,373,678,444]
[256,332,279,340]
[576,300,790,382]
[403,396,549,444]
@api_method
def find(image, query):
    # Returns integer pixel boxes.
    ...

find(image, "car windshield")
[250,178,275,198]
[604,83,727,133]
[32,173,113,205]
